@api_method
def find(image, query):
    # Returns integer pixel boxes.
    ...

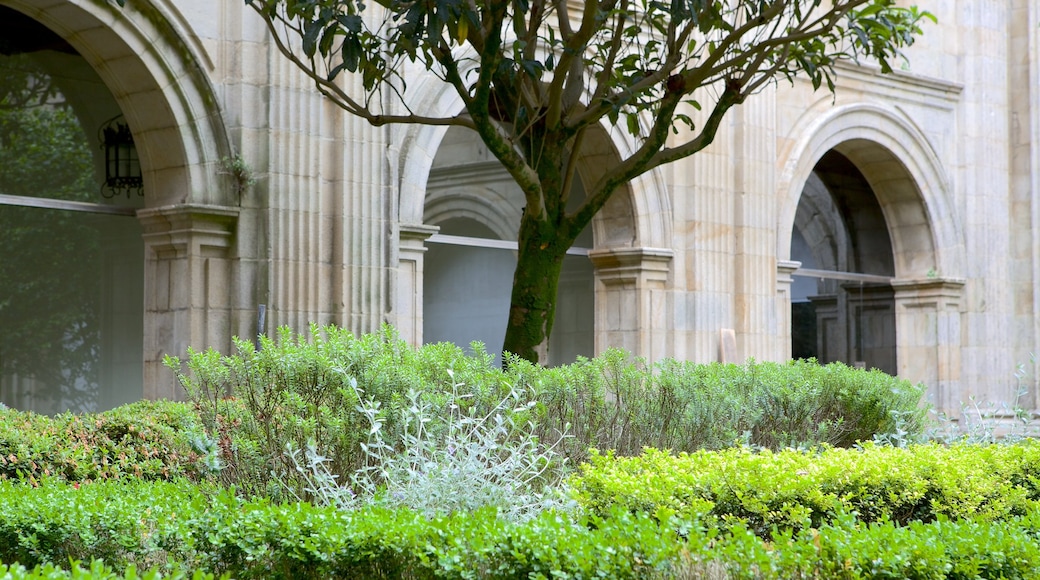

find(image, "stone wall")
[1,0,1037,414]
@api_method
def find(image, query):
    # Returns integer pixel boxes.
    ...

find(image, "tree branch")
[250,4,475,128]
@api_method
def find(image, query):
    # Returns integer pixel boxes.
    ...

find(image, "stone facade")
[0,0,1038,416]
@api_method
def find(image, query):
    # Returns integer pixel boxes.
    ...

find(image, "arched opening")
[394,79,673,363]
[422,126,595,366]
[0,6,143,413]
[777,105,965,410]
[790,150,896,375]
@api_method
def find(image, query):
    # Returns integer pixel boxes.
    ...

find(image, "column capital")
[891,277,966,305]
[138,204,239,257]
[588,247,674,286]
[777,259,802,283]
[399,223,440,242]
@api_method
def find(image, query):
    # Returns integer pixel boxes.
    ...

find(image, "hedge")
[570,442,1040,536]
[3,447,1040,578]
[0,400,210,485]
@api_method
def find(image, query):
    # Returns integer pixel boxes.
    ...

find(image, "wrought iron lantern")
[99,115,143,199]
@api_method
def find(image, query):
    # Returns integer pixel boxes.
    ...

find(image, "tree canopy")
[244,0,932,363]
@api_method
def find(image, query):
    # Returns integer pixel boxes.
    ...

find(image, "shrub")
[0,561,220,580]
[518,353,927,462]
[165,325,517,500]
[291,372,574,522]
[570,442,1040,537]
[165,325,926,499]
[0,400,210,484]
[2,477,1040,579]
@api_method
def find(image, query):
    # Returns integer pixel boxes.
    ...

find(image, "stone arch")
[775,102,965,408]
[423,184,520,242]
[393,74,671,250]
[794,173,849,274]
[1,0,239,400]
[392,74,674,357]
[1,0,232,207]
[777,103,963,278]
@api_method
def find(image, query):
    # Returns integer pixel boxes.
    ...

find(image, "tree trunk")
[501,212,569,364]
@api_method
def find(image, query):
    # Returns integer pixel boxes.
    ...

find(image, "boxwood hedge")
[3,443,1040,579]
[570,442,1040,536]
[0,400,209,485]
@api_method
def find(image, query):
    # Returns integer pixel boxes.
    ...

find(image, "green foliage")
[0,400,210,484]
[166,326,925,500]
[0,478,202,569]
[923,357,1040,445]
[570,443,1040,537]
[165,325,516,499]
[245,0,931,136]
[3,476,1040,579]
[0,561,219,580]
[218,154,256,197]
[290,371,574,522]
[519,352,926,463]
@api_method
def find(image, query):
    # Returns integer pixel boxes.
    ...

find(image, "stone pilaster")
[589,247,673,359]
[396,223,439,346]
[775,260,801,361]
[139,204,238,400]
[891,277,965,414]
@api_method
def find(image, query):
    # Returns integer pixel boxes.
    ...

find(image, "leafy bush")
[166,325,926,499]
[570,442,1040,537]
[2,477,1040,579]
[0,561,220,580]
[290,372,573,522]
[0,400,210,484]
[165,325,520,500]
[519,352,927,462]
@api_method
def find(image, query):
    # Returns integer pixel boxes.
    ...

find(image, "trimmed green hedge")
[0,400,209,484]
[2,477,1040,579]
[0,561,218,580]
[570,442,1040,536]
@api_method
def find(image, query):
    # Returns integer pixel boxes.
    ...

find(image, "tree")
[244,0,932,363]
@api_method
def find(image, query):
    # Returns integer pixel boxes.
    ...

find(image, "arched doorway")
[1,0,235,407]
[0,6,143,413]
[421,126,595,366]
[393,79,674,365]
[776,104,966,411]
[790,150,897,375]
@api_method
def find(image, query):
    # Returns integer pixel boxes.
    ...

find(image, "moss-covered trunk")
[502,210,570,364]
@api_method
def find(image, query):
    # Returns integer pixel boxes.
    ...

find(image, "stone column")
[775,260,801,361]
[138,204,239,400]
[891,277,965,415]
[588,247,673,360]
[396,223,440,347]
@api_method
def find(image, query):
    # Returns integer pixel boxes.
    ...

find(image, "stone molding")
[588,247,674,286]
[776,260,802,285]
[890,277,966,306]
[138,204,239,257]
[395,223,440,346]
[398,223,440,252]
[828,61,964,111]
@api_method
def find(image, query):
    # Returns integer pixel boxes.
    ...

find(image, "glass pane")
[424,243,515,362]
[0,20,144,413]
[0,205,143,414]
[424,242,594,367]
[0,13,142,210]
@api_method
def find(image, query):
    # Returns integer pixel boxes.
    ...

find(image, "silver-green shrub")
[290,370,574,522]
